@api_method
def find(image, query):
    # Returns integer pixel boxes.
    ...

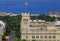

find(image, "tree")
[14,38,21,41]
[32,39,36,41]
[22,39,26,41]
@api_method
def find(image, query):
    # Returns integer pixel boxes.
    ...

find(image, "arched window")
[40,27,47,31]
[41,28,43,30]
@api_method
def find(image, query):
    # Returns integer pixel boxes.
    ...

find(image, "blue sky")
[0,0,60,14]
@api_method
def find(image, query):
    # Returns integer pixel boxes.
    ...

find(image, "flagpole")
[25,2,29,13]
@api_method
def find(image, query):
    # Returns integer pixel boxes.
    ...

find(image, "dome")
[33,20,37,22]
[38,20,45,22]
[0,20,5,27]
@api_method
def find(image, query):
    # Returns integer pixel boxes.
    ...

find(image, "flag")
[25,2,29,5]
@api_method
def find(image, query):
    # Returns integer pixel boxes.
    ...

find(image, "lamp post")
[5,36,9,41]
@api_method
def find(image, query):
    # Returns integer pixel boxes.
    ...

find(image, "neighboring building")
[21,13,60,41]
[0,12,20,16]
[0,20,6,41]
[0,12,9,16]
[30,14,39,16]
[48,12,60,17]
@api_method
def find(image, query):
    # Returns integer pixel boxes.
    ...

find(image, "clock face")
[24,22,28,24]
[23,19,28,22]
[23,19,28,25]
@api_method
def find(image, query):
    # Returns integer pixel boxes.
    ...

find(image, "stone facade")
[21,13,60,41]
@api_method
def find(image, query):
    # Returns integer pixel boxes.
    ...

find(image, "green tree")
[22,39,26,41]
[32,39,36,41]
[14,38,21,41]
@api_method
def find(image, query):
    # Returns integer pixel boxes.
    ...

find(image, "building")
[0,12,20,16]
[48,12,60,17]
[21,13,60,41]
[0,20,6,41]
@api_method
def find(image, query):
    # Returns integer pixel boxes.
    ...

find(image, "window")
[32,36,35,38]
[55,25,60,27]
[49,36,51,38]
[26,36,28,39]
[29,25,32,27]
[36,36,39,38]
[45,36,47,38]
[39,40,43,41]
[53,36,56,38]
[41,28,43,30]
[53,40,56,41]
[49,40,52,41]
[40,36,43,38]
[57,40,59,41]
[45,40,47,41]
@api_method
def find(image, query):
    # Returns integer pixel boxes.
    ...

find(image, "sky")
[0,0,60,14]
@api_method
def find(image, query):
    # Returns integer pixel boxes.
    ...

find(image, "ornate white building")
[0,20,6,41]
[21,13,60,41]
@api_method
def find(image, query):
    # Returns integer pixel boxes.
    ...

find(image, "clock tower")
[21,12,30,39]
[21,12,30,28]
